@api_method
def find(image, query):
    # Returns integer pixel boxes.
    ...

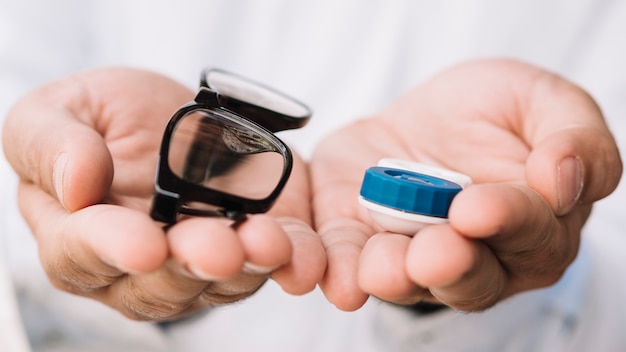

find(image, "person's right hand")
[2,68,325,321]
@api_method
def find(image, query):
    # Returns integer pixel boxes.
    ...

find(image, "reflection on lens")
[168,110,286,200]
[221,123,277,154]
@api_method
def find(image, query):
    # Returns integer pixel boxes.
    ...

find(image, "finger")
[269,152,313,223]
[103,262,209,321]
[317,218,371,311]
[238,215,292,274]
[167,217,245,281]
[254,151,325,294]
[19,181,168,294]
[271,217,326,295]
[167,216,293,305]
[359,233,428,303]
[311,136,379,311]
[3,88,114,211]
[522,71,622,215]
[405,225,506,311]
[101,217,252,321]
[449,183,581,289]
[526,126,622,215]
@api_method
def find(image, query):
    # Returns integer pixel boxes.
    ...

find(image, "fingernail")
[53,153,68,207]
[101,257,137,275]
[185,263,221,282]
[242,262,277,276]
[557,156,584,214]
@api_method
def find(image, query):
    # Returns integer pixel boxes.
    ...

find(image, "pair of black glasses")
[150,68,311,224]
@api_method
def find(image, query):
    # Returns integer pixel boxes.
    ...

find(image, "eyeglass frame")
[150,68,312,224]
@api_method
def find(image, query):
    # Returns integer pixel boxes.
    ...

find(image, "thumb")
[523,79,622,215]
[3,88,113,211]
[526,126,622,216]
[520,69,623,216]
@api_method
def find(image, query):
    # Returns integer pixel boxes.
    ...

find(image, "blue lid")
[359,166,462,218]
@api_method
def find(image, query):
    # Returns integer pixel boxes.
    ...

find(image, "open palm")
[310,59,621,311]
[3,68,325,320]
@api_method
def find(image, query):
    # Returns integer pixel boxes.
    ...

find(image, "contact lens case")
[358,158,472,235]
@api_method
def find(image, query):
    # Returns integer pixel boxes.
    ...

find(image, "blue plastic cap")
[359,166,462,218]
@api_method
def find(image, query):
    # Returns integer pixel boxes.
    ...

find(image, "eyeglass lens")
[207,70,310,118]
[168,110,286,201]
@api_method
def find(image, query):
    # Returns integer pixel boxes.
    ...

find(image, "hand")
[2,68,325,321]
[310,58,622,311]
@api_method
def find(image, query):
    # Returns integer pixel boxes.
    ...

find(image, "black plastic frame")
[150,68,311,224]
[200,68,312,132]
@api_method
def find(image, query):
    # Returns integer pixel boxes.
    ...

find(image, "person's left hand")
[310,59,622,312]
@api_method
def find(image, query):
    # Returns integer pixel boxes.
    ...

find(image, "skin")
[2,58,622,320]
[2,68,326,321]
[310,59,622,312]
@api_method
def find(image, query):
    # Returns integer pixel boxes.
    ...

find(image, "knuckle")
[43,254,116,295]
[449,297,497,312]
[118,279,191,321]
[436,286,501,313]
[200,282,260,305]
[382,287,433,306]
[502,226,579,283]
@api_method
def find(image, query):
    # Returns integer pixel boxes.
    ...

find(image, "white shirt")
[2,1,626,351]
